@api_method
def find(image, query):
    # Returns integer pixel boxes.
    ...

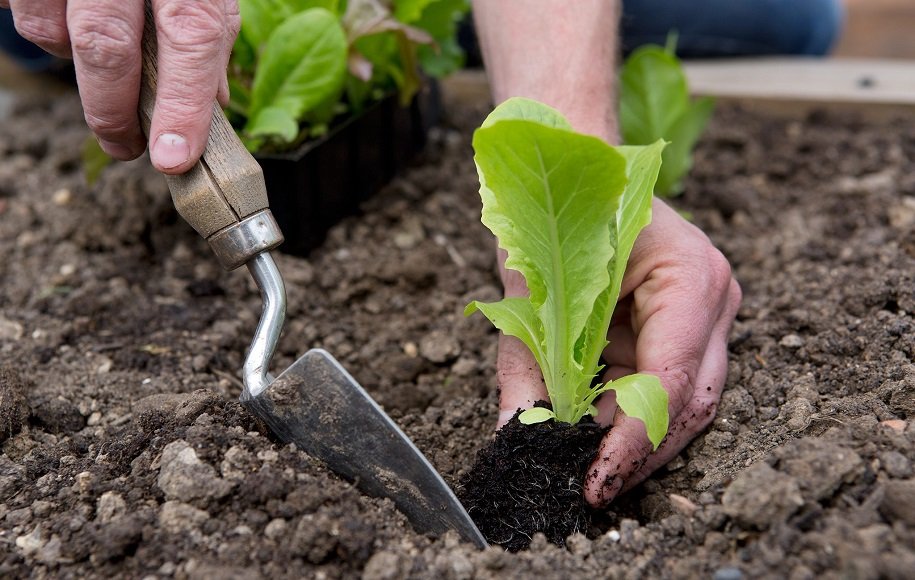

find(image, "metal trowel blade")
[241,348,487,548]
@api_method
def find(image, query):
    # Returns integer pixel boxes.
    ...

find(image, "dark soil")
[1,86,914,579]
[457,406,606,552]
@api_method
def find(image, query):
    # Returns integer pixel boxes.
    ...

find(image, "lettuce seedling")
[619,42,714,197]
[228,0,469,151]
[465,98,670,449]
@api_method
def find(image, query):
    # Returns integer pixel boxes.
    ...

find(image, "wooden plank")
[684,58,915,105]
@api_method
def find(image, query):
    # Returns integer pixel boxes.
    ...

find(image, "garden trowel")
[137,3,485,549]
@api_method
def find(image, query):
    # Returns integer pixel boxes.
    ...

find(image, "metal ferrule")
[208,210,284,271]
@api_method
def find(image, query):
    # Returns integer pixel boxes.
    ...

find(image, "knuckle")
[156,1,227,50]
[69,13,136,72]
[153,82,215,122]
[83,110,135,139]
[654,368,692,409]
[703,245,733,291]
[728,278,743,309]
[14,15,69,53]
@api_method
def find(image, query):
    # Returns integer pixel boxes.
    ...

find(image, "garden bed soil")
[1,90,914,579]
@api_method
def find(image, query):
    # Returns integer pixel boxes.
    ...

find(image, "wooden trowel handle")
[137,0,282,269]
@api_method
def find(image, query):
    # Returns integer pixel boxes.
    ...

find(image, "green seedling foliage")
[619,44,714,197]
[245,9,348,145]
[227,0,468,151]
[81,135,112,186]
[465,98,669,448]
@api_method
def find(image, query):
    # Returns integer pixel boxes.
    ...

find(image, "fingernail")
[152,133,189,170]
[97,138,134,160]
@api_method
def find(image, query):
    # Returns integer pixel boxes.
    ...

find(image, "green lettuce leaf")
[466,98,669,443]
[607,374,669,449]
[245,9,347,141]
[619,44,714,196]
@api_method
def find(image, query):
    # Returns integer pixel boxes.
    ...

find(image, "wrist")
[477,0,621,144]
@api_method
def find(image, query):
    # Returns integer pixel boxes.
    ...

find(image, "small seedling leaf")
[518,407,555,425]
[608,373,669,449]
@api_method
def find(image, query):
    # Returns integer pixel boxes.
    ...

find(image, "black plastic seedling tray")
[256,82,441,257]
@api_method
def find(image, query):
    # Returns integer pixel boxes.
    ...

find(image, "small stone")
[257,449,279,463]
[451,356,477,377]
[606,529,621,542]
[713,567,744,580]
[36,534,62,564]
[59,263,76,277]
[96,491,127,524]
[880,451,912,478]
[159,500,209,534]
[669,493,699,517]
[779,334,804,349]
[776,439,864,501]
[96,358,112,374]
[704,431,736,449]
[880,479,915,526]
[566,533,591,556]
[362,550,409,580]
[6,506,33,526]
[264,518,287,541]
[15,526,45,556]
[221,446,257,481]
[402,342,418,358]
[722,462,803,529]
[419,330,461,363]
[157,440,232,506]
[74,471,94,494]
[133,390,219,426]
[0,317,23,341]
[880,419,906,433]
[87,411,102,427]
[52,188,72,205]
[31,501,53,518]
[783,398,815,432]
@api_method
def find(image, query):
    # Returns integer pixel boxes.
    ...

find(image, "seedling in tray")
[466,97,670,448]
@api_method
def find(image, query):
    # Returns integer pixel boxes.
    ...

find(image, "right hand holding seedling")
[497,199,741,508]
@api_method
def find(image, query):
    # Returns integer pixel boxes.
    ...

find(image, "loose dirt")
[1,91,913,579]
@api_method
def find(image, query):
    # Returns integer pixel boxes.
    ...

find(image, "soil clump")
[458,406,606,551]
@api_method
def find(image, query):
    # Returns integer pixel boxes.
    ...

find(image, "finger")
[585,410,655,507]
[217,0,240,107]
[67,0,146,160]
[149,0,230,174]
[621,279,741,492]
[496,334,547,428]
[9,0,70,57]
[593,390,617,428]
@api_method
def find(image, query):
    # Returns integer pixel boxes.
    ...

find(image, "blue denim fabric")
[621,0,845,57]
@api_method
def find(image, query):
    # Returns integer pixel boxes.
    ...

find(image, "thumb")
[149,0,232,174]
[496,334,547,428]
[495,247,547,428]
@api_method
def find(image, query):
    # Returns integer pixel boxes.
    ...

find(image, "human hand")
[496,198,741,508]
[1,0,239,174]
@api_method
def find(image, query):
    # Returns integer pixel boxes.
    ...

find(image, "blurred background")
[835,0,915,58]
